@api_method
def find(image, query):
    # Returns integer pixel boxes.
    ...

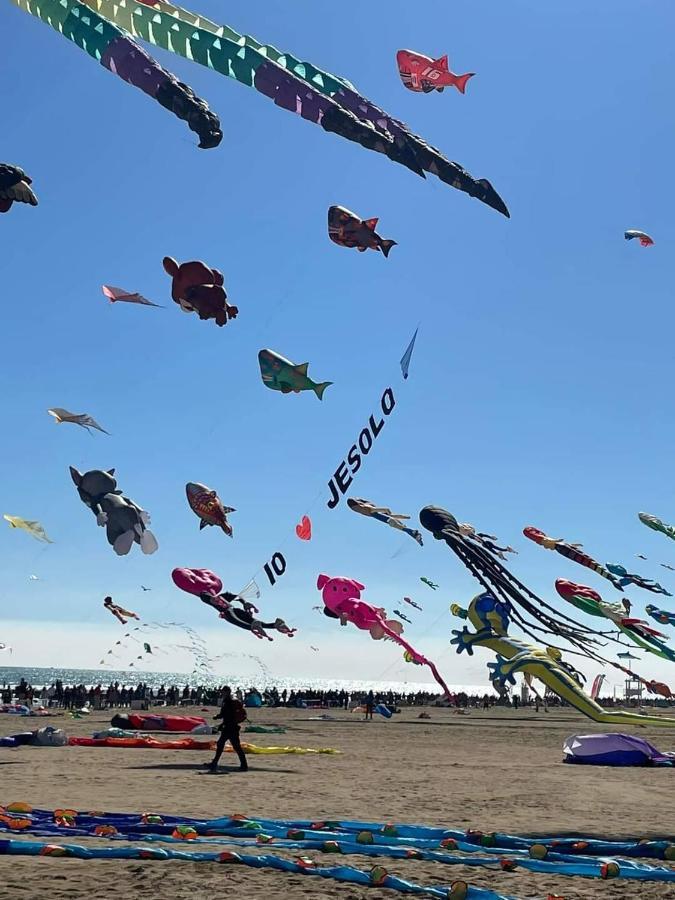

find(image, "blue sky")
[1,0,675,690]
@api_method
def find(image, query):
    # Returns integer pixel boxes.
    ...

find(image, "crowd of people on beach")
[3,678,672,712]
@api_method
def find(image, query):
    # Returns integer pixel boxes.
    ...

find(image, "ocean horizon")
[0,665,490,696]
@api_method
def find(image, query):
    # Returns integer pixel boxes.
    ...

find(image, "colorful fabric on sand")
[1,809,675,887]
[563,733,675,767]
[110,713,207,732]
[67,736,337,753]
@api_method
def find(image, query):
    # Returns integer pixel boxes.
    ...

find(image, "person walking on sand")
[208,686,248,773]
[364,690,374,721]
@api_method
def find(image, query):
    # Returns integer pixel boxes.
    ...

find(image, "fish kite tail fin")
[412,530,424,546]
[454,73,475,94]
[380,240,397,258]
[314,381,333,401]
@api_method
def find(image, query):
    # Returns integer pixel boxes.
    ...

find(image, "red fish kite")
[328,206,396,257]
[396,50,474,95]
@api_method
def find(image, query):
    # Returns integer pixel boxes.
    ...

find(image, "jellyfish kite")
[72,0,509,216]
[172,568,296,641]
[316,573,452,696]
[523,526,623,590]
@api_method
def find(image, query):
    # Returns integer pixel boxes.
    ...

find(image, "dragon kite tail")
[11,0,222,149]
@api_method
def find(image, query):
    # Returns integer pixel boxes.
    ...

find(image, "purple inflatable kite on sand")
[563,733,675,766]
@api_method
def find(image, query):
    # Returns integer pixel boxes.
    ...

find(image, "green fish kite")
[258,349,332,400]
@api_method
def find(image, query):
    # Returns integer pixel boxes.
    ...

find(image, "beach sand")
[1,704,673,899]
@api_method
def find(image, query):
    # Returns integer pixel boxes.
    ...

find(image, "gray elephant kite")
[69,467,158,556]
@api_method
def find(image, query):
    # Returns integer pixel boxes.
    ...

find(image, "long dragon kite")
[71,0,509,216]
[11,0,222,148]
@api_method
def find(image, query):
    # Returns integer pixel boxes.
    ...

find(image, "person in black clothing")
[208,686,248,772]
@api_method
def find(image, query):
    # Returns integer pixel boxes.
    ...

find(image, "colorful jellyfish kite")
[70,467,158,556]
[48,408,110,435]
[316,573,452,696]
[185,483,235,538]
[163,257,237,326]
[639,512,675,543]
[3,515,53,543]
[72,0,509,216]
[625,230,654,247]
[328,206,397,257]
[12,0,222,148]
[258,350,332,400]
[172,568,296,641]
[523,526,623,590]
[347,497,423,546]
[646,604,675,628]
[396,50,474,95]
[102,286,163,308]
[0,163,38,213]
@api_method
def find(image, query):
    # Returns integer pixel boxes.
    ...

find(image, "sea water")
[0,665,488,696]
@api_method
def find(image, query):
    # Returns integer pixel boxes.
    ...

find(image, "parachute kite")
[605,563,671,596]
[396,50,474,95]
[317,573,452,697]
[172,568,296,641]
[625,230,654,247]
[646,604,675,627]
[185,482,235,538]
[458,523,517,561]
[0,163,38,213]
[523,526,623,590]
[163,258,237,326]
[555,579,675,663]
[70,467,158,556]
[75,0,509,216]
[11,0,222,148]
[3,515,53,543]
[639,511,675,543]
[48,408,109,435]
[258,350,332,400]
[104,597,140,625]
[347,497,423,546]
[328,206,397,257]
[102,285,163,308]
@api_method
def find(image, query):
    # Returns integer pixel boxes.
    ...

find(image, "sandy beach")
[1,704,673,899]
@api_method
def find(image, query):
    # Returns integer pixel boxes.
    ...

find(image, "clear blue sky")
[2,0,675,689]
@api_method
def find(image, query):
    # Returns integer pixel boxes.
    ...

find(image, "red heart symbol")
[295,515,312,541]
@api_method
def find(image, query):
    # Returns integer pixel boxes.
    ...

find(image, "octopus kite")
[67,0,509,216]
[316,573,451,696]
[172,568,296,641]
[347,498,423,546]
[646,604,675,628]
[523,526,623,590]
[104,597,140,625]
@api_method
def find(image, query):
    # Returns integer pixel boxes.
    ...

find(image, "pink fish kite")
[316,573,452,697]
[396,50,474,95]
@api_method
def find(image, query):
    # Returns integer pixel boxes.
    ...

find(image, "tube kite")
[316,573,451,696]
[48,408,109,435]
[523,526,623,590]
[172,568,296,641]
[3,515,53,543]
[11,0,222,148]
[646,604,675,627]
[347,497,423,546]
[639,512,675,543]
[75,0,509,216]
[0,164,38,213]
